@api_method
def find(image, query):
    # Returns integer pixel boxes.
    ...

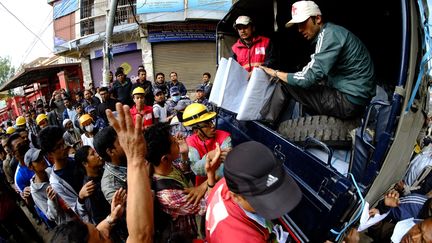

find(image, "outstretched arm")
[107,103,153,243]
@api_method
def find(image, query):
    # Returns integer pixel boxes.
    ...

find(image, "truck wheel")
[277,115,361,147]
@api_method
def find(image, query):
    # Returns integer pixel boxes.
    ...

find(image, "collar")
[239,204,269,230]
[104,162,127,183]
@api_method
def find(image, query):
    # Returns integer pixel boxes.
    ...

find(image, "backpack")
[152,178,194,243]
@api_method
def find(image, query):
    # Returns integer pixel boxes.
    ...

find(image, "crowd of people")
[0,0,431,242]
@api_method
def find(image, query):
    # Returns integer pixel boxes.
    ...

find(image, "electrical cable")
[0,1,52,52]
[330,173,365,241]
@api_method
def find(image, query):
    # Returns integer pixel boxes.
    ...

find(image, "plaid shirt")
[154,166,208,238]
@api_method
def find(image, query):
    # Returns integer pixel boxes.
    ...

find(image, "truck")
[214,0,432,241]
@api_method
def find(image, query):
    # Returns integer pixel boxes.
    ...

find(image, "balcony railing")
[114,1,136,26]
[78,0,136,37]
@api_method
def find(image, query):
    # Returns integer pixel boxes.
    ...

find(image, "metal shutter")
[152,42,217,92]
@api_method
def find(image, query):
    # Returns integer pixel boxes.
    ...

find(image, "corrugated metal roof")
[0,63,81,92]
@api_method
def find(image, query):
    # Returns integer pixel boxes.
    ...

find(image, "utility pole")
[102,0,119,87]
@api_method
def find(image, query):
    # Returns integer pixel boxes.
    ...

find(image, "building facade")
[49,0,232,90]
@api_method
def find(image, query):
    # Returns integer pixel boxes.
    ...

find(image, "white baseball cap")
[285,1,321,28]
[233,16,252,28]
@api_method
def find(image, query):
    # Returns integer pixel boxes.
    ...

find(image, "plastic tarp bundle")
[209,58,248,113]
[236,68,275,120]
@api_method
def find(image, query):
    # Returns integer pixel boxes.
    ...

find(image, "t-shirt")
[81,134,94,148]
[153,103,168,122]
[14,163,35,192]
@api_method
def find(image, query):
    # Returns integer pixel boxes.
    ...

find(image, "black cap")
[224,141,302,219]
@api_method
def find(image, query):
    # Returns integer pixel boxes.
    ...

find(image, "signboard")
[136,0,184,14]
[53,0,78,19]
[94,43,138,59]
[148,23,216,43]
[188,0,232,11]
[90,51,142,88]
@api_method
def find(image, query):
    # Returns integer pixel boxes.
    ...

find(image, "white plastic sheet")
[209,58,248,113]
[236,68,275,121]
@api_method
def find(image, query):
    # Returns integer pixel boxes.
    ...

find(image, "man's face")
[63,100,71,109]
[75,94,81,101]
[30,158,48,173]
[19,131,29,141]
[76,105,83,115]
[202,75,210,83]
[110,138,127,165]
[100,90,110,102]
[196,90,204,100]
[84,91,92,100]
[138,71,146,81]
[11,137,29,161]
[39,119,48,128]
[156,75,165,84]
[154,92,165,102]
[24,113,32,123]
[133,94,145,106]
[237,24,253,40]
[55,93,62,101]
[117,73,125,83]
[50,138,68,161]
[170,73,178,82]
[65,121,73,130]
[196,120,216,138]
[85,148,104,169]
[401,218,432,243]
[297,16,321,41]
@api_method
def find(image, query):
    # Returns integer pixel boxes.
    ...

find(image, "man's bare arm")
[107,103,153,243]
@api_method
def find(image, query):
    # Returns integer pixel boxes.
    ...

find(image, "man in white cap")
[261,1,376,119]
[232,16,275,73]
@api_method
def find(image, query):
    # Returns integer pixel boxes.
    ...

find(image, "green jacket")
[287,23,376,106]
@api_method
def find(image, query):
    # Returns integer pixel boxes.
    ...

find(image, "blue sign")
[136,0,184,14]
[53,0,78,19]
[94,43,138,59]
[148,23,216,43]
[148,32,216,43]
[188,0,232,11]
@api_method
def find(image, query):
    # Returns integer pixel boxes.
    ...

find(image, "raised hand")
[79,181,96,200]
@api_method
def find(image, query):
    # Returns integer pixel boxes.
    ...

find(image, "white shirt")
[81,134,94,149]
[153,103,168,122]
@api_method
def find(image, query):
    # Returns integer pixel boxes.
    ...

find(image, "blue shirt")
[15,163,35,192]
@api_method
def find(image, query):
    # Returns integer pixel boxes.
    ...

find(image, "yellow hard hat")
[6,126,15,135]
[16,116,26,126]
[132,87,145,96]
[36,114,48,125]
[182,103,216,127]
[79,114,93,126]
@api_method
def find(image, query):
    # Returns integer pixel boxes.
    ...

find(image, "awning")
[0,63,81,92]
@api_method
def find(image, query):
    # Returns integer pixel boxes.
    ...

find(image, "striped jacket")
[287,22,376,106]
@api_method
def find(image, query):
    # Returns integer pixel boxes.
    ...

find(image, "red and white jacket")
[186,130,230,185]
[129,105,154,129]
[232,36,270,72]
[206,178,272,243]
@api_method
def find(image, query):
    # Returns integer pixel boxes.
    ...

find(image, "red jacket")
[129,105,154,128]
[186,130,230,185]
[232,36,270,72]
[206,179,272,243]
